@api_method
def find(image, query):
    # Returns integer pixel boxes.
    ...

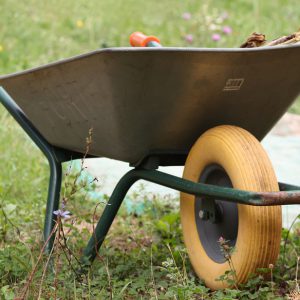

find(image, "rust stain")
[255,191,300,206]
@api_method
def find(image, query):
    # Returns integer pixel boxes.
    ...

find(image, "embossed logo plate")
[223,78,244,91]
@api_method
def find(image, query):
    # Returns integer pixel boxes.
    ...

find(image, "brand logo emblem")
[223,78,244,91]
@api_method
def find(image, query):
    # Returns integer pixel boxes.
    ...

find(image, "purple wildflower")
[182,12,191,20]
[185,34,193,43]
[223,25,232,35]
[53,209,71,219]
[212,33,221,41]
[218,236,225,245]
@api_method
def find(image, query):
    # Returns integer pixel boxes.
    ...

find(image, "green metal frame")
[1,86,300,267]
[0,88,86,252]
[81,168,300,264]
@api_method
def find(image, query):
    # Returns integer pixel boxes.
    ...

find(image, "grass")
[1,144,300,299]
[1,0,300,299]
[0,0,300,72]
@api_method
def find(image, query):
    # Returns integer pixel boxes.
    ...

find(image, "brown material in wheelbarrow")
[241,30,300,48]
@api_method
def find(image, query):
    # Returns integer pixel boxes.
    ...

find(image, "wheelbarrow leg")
[0,88,64,252]
[44,160,62,253]
[81,170,139,266]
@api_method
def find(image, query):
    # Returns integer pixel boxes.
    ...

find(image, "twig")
[18,223,59,299]
[57,239,79,276]
[92,201,113,299]
[60,221,82,268]
[37,229,58,300]
[63,128,93,206]
[266,34,296,46]
[241,30,300,48]
[53,218,62,300]
[20,128,95,299]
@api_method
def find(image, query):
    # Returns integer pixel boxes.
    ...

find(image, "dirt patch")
[67,216,154,252]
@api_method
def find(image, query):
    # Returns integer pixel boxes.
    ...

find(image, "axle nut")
[199,210,209,220]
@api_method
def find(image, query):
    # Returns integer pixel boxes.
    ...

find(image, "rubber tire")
[180,125,282,290]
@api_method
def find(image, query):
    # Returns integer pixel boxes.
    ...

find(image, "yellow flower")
[0,45,3,52]
[76,20,84,28]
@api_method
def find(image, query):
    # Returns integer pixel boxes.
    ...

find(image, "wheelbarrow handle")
[129,31,161,47]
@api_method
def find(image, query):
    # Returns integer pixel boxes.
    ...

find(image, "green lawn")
[1,0,300,299]
[1,0,300,71]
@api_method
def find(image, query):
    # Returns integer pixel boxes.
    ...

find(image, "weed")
[216,236,239,290]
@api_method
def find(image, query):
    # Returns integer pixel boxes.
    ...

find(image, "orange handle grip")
[129,32,160,47]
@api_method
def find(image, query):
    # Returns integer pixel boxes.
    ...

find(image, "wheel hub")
[194,164,238,263]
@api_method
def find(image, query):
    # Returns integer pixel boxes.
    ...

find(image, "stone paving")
[85,113,300,228]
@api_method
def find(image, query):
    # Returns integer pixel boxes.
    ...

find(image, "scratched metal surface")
[1,45,300,165]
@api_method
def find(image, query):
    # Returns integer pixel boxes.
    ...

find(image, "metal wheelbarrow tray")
[1,44,300,289]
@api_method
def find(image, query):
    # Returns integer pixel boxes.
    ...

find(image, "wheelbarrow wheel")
[180,125,282,290]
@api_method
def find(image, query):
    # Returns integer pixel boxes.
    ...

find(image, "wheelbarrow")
[1,31,300,290]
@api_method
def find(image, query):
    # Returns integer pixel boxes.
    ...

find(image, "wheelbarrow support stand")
[1,88,66,252]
